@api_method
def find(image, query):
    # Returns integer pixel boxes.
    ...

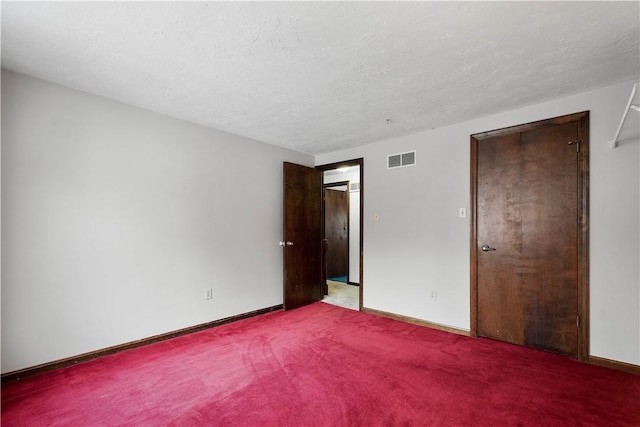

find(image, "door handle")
[481,244,496,252]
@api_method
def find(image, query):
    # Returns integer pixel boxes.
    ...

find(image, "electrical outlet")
[205,288,213,300]
[429,290,437,301]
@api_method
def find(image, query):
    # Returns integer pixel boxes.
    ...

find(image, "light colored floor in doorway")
[322,280,359,311]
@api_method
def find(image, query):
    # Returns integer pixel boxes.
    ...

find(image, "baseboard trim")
[364,307,639,376]
[1,304,283,384]
[362,307,470,337]
[589,356,640,375]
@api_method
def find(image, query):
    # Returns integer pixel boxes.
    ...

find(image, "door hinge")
[568,140,581,153]
[576,315,581,328]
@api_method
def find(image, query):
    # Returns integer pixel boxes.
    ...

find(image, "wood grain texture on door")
[324,188,349,279]
[471,112,589,358]
[283,162,323,310]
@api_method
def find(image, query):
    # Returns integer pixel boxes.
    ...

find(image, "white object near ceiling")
[609,83,640,149]
[324,165,358,177]
[2,2,639,155]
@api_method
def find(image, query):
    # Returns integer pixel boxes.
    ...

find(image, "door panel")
[324,188,349,279]
[475,116,584,357]
[520,123,578,354]
[283,162,323,310]
[477,132,525,346]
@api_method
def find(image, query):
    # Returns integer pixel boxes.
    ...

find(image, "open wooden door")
[282,162,323,310]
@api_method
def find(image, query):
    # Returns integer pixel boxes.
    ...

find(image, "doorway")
[470,112,589,360]
[317,159,363,311]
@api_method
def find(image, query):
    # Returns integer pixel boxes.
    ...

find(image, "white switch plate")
[205,288,213,300]
[458,208,467,218]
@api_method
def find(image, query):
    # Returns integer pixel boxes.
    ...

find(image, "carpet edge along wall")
[1,305,284,384]
[2,302,639,426]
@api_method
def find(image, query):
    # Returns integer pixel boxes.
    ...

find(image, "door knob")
[481,244,496,252]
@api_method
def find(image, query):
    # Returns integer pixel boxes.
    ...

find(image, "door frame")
[323,180,351,288]
[469,112,590,361]
[316,158,364,311]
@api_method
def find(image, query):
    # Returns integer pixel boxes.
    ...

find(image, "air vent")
[350,182,360,192]
[387,150,416,169]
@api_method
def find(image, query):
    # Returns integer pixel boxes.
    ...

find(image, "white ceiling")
[2,1,639,155]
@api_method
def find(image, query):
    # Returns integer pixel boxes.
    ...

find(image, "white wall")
[1,70,313,373]
[316,81,640,366]
[324,169,360,283]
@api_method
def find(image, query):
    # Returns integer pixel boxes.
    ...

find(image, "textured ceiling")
[2,2,639,155]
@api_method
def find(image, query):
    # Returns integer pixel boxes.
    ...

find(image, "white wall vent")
[387,150,416,169]
[349,182,360,192]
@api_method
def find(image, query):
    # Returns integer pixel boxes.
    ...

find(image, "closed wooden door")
[324,187,349,279]
[282,162,323,310]
[472,112,589,358]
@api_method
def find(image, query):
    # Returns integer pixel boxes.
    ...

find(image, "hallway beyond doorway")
[322,280,358,310]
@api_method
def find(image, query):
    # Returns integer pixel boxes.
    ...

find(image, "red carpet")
[2,302,639,426]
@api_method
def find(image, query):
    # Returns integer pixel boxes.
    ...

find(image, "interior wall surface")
[315,81,640,366]
[1,70,313,373]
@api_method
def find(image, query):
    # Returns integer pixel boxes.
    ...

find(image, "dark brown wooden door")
[474,113,589,357]
[283,162,323,310]
[324,187,349,279]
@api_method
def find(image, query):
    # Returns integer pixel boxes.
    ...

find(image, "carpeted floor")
[2,302,639,426]
[322,279,359,310]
